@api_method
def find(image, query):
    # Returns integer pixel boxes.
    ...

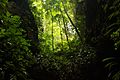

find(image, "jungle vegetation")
[0,0,120,80]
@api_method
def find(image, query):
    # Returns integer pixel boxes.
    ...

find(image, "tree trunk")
[85,0,115,80]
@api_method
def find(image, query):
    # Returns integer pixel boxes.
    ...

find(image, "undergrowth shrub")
[0,6,34,80]
[28,44,96,80]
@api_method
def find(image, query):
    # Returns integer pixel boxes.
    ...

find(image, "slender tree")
[58,18,63,51]
[62,1,83,43]
[50,10,54,52]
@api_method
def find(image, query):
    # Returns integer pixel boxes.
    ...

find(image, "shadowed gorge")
[0,0,120,80]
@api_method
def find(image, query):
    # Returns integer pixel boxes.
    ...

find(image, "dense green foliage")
[0,2,35,80]
[0,0,120,80]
